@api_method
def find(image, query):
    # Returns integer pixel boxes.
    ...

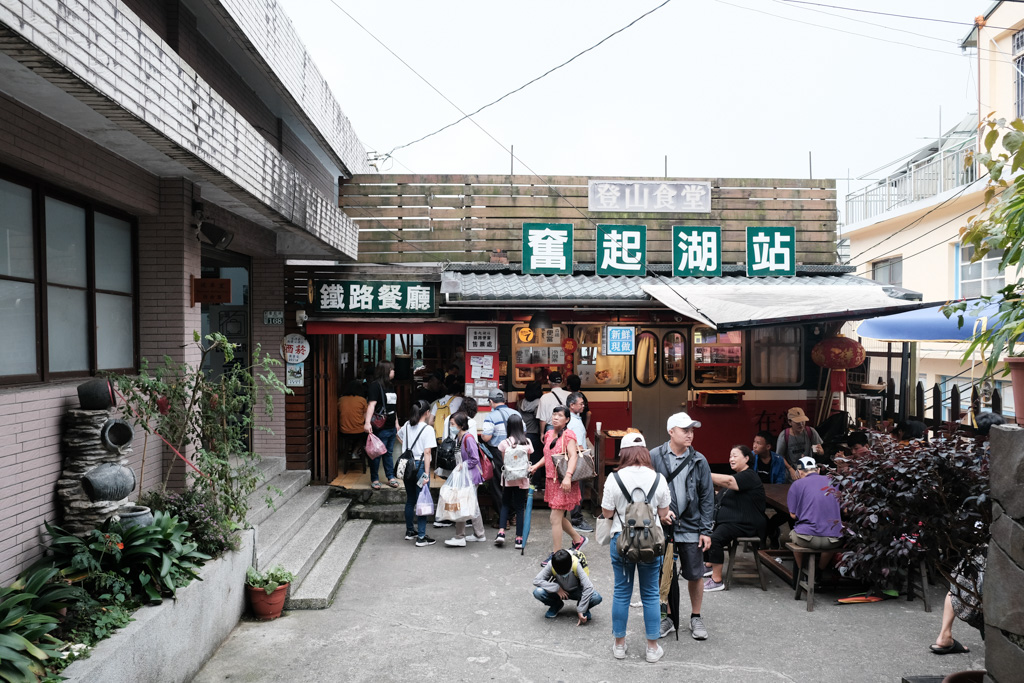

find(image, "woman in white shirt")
[397,400,437,547]
[601,432,673,664]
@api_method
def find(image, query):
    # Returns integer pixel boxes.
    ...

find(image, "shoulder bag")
[370,382,387,430]
[552,432,596,482]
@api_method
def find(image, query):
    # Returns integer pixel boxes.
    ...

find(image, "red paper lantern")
[811,336,866,393]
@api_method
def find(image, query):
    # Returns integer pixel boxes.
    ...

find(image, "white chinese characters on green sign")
[314,281,434,313]
[522,223,573,275]
[597,225,646,275]
[746,227,796,277]
[673,226,721,277]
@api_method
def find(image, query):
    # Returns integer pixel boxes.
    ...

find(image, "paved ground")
[193,512,986,683]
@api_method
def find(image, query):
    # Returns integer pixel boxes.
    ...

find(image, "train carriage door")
[630,328,688,440]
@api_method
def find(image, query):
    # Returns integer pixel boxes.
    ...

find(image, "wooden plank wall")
[341,174,838,265]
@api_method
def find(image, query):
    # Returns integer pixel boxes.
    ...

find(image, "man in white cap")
[776,407,823,478]
[649,412,714,641]
[786,456,842,580]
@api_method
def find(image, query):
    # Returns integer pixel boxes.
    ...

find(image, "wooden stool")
[905,558,932,612]
[725,536,767,591]
[339,433,367,475]
[786,542,823,611]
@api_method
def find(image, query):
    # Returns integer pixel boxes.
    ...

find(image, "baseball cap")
[787,407,810,423]
[548,371,563,384]
[666,412,701,433]
[797,456,817,470]
[620,432,647,448]
[488,389,505,402]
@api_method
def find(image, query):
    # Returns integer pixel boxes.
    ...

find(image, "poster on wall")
[286,363,304,387]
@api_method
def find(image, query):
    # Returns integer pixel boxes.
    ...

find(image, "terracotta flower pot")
[248,583,289,620]
[1006,356,1024,425]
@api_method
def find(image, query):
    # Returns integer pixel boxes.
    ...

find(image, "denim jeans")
[532,586,603,615]
[404,460,427,538]
[610,533,662,640]
[370,428,396,483]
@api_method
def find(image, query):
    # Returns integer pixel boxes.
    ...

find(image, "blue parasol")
[521,485,535,555]
[856,299,1004,343]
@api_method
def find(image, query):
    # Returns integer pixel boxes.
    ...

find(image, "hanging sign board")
[280,333,310,363]
[588,180,712,213]
[467,326,498,353]
[602,326,636,356]
[312,280,435,314]
[190,276,231,306]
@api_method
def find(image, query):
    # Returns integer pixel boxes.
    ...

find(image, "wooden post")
[886,377,896,420]
[915,382,926,422]
[932,382,942,424]
[992,388,1003,415]
[950,384,962,423]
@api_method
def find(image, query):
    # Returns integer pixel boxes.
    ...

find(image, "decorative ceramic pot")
[247,584,289,620]
[100,418,135,453]
[116,505,153,530]
[81,463,136,502]
[77,379,115,410]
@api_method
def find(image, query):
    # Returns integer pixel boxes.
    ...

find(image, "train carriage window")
[572,325,629,389]
[692,327,743,386]
[751,326,803,386]
[662,331,686,385]
[634,331,659,386]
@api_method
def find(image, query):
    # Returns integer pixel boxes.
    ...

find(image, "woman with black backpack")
[397,401,437,547]
[495,413,534,550]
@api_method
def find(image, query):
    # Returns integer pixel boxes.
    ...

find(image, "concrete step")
[332,485,441,506]
[348,503,420,524]
[286,518,373,610]
[248,470,312,528]
[262,499,351,583]
[253,485,330,569]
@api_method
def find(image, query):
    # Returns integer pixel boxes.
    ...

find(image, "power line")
[386,0,674,157]
[778,0,1014,31]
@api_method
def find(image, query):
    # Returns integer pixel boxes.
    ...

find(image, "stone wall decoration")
[57,408,139,535]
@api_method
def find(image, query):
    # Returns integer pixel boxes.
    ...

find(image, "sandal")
[930,639,969,655]
[387,478,400,488]
[371,481,382,490]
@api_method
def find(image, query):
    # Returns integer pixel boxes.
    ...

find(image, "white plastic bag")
[415,483,434,516]
[436,463,478,522]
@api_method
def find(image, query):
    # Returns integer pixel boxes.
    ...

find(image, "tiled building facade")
[0,0,367,583]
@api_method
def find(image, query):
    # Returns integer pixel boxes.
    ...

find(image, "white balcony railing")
[845,140,978,224]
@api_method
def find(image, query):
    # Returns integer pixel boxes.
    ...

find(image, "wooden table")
[758,483,794,585]
[763,483,791,516]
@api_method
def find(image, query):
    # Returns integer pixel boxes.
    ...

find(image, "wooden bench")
[786,542,823,611]
[725,536,767,591]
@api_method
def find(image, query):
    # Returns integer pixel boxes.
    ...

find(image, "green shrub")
[141,488,239,559]
[0,568,73,683]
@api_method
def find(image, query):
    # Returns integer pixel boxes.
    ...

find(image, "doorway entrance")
[630,327,690,440]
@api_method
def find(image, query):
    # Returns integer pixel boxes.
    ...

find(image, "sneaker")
[612,642,627,660]
[465,534,487,543]
[659,616,676,638]
[690,615,708,640]
[540,552,553,567]
[571,518,594,533]
[703,578,725,592]
[645,644,664,663]
[544,607,559,619]
[432,520,453,528]
[572,535,588,552]
[702,566,713,578]
[404,531,417,541]
[494,533,505,547]
[444,537,466,547]
[514,537,524,550]
[415,535,436,547]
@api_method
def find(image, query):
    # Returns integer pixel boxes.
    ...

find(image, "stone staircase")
[247,456,372,610]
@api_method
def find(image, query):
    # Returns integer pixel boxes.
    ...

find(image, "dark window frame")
[0,165,138,386]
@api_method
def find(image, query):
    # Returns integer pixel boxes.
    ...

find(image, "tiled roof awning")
[642,282,930,330]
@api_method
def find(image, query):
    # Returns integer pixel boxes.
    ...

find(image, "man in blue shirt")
[753,430,788,548]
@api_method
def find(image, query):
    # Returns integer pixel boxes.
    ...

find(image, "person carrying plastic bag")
[397,400,437,547]
[444,413,486,546]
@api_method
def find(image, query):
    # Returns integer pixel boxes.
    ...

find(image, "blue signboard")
[603,326,636,356]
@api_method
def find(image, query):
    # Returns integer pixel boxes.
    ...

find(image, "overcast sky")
[278,0,992,215]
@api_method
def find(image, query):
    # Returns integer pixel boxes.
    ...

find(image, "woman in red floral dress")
[529,405,586,565]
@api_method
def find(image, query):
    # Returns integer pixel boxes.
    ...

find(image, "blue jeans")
[370,428,396,483]
[610,533,662,640]
[532,586,603,615]
[404,461,427,538]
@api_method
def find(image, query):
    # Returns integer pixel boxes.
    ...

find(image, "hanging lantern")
[811,335,866,393]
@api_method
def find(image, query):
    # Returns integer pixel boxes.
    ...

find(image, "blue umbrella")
[856,299,1004,342]
[521,485,535,556]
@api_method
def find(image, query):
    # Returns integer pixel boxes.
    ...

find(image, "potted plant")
[943,118,1024,421]
[245,565,294,621]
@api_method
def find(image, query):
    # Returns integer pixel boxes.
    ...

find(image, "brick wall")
[251,256,287,457]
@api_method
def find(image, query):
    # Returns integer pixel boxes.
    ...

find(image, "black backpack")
[396,424,427,485]
[436,435,458,471]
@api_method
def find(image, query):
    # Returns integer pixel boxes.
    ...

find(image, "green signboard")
[522,223,573,275]
[672,226,721,277]
[746,226,796,277]
[596,224,646,276]
[313,281,435,314]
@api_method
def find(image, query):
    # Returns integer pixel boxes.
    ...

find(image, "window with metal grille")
[871,257,902,287]
[1014,28,1024,55]
[959,244,1005,297]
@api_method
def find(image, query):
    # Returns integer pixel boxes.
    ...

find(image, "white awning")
[641,283,930,330]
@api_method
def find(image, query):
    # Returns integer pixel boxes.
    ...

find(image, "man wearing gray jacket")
[649,412,714,641]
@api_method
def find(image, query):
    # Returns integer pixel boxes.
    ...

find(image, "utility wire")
[778,0,1014,31]
[386,0,674,157]
[325,0,716,325]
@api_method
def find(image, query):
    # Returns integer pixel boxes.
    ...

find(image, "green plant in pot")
[942,117,1024,421]
[245,565,294,621]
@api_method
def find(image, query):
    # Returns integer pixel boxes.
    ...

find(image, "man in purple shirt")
[786,456,842,578]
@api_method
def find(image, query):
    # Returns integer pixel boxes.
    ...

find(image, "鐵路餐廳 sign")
[312,281,435,314]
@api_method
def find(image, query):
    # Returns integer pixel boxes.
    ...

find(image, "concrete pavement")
[193,512,986,682]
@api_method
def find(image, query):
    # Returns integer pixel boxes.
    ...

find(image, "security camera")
[296,310,308,326]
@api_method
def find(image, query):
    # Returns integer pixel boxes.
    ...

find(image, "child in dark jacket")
[532,549,602,624]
